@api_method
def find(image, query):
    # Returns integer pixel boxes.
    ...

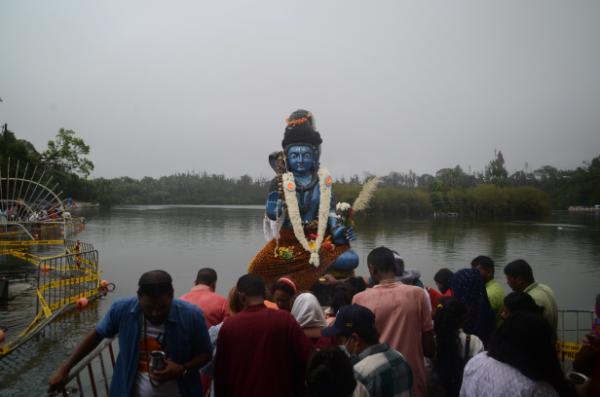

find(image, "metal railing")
[556,309,594,370]
[65,239,95,255]
[35,250,100,314]
[55,338,117,397]
[0,248,102,357]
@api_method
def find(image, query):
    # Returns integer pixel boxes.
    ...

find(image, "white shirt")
[458,330,484,360]
[460,352,558,397]
[353,381,370,397]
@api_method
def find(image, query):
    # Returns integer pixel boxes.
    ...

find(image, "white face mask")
[340,336,359,365]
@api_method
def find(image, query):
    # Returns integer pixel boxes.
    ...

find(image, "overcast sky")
[1,1,599,180]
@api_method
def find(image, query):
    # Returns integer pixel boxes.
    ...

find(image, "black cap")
[322,304,377,339]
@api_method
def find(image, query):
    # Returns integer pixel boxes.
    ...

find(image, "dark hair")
[367,246,396,274]
[391,250,405,276]
[359,326,380,346]
[237,274,266,298]
[196,267,217,286]
[450,268,495,344]
[504,259,534,284]
[228,287,244,314]
[433,297,468,397]
[434,268,454,293]
[282,109,322,149]
[345,277,366,294]
[306,347,357,397]
[331,284,354,315]
[270,280,295,298]
[310,282,333,306]
[488,312,570,396]
[503,292,543,316]
[471,255,494,275]
[137,270,174,297]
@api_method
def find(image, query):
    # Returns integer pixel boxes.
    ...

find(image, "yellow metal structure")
[0,239,102,357]
[0,159,102,358]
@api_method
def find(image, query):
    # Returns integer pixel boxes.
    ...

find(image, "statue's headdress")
[281,109,322,150]
[270,109,322,174]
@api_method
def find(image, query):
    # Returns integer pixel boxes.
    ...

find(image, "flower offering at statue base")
[322,236,335,251]
[275,246,295,261]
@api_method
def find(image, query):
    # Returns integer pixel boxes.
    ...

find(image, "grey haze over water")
[1,1,599,179]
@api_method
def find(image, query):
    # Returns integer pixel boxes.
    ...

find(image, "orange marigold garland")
[285,114,312,127]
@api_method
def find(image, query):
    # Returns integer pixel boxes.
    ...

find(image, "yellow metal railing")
[0,247,102,357]
[556,309,594,370]
[0,239,65,247]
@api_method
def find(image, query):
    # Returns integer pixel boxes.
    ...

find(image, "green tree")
[0,124,41,168]
[485,150,508,186]
[42,129,94,178]
[434,165,473,191]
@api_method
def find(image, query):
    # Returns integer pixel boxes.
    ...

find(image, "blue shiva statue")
[248,109,359,291]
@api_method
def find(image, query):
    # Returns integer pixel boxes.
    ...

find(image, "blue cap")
[322,304,377,338]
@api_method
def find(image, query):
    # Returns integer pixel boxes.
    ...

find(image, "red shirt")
[427,287,453,311]
[179,284,228,327]
[214,303,314,397]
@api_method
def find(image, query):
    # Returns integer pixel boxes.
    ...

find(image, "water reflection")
[0,299,101,396]
[73,207,600,310]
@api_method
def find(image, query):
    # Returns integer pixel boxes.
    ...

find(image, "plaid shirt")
[354,343,413,397]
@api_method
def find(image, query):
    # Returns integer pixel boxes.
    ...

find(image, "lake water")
[1,205,599,395]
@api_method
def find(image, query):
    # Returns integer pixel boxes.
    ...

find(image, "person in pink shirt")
[179,267,228,327]
[352,247,435,397]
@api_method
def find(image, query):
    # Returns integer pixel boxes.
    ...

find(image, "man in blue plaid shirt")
[323,304,413,397]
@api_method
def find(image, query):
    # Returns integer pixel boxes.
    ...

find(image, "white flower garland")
[282,168,332,267]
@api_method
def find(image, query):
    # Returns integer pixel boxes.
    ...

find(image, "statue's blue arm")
[266,191,282,221]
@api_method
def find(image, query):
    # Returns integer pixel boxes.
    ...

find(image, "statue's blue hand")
[345,226,356,242]
[332,226,356,244]
[265,191,281,221]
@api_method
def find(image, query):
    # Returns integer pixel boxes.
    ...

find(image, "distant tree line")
[92,173,270,205]
[87,149,600,217]
[338,150,599,217]
[1,126,599,216]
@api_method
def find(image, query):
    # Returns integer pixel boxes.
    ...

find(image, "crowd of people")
[47,246,598,397]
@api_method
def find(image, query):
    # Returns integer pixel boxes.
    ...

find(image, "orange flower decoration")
[287,182,295,191]
[285,116,311,127]
[325,176,333,186]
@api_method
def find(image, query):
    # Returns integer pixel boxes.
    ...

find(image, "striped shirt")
[354,343,413,397]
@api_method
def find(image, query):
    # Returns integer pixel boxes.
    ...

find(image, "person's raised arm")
[48,330,104,393]
[422,330,435,358]
[420,288,435,358]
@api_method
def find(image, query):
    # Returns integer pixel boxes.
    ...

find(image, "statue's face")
[286,145,315,176]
